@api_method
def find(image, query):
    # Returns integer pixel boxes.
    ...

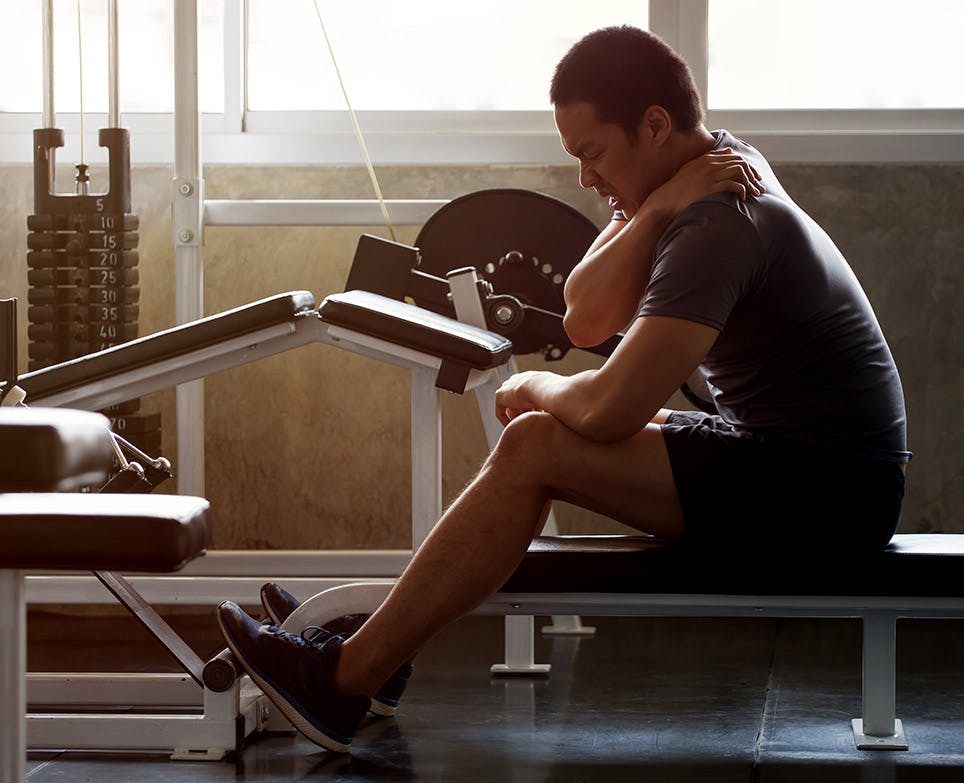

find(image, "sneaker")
[260,582,414,717]
[217,601,370,753]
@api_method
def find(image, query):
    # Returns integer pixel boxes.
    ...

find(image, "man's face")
[553,101,663,217]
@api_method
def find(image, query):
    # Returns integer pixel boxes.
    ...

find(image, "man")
[217,25,910,753]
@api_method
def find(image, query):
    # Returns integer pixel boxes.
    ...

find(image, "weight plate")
[99,400,141,416]
[103,412,162,434]
[413,189,599,355]
[28,213,139,232]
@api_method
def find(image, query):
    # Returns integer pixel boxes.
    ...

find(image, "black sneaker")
[217,601,370,753]
[260,582,414,717]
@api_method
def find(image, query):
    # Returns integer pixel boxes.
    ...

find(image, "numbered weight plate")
[27,231,139,252]
[27,250,139,269]
[28,213,139,232]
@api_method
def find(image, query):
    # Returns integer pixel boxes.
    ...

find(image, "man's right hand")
[644,148,765,223]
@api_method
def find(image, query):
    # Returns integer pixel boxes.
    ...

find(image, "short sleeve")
[638,201,764,330]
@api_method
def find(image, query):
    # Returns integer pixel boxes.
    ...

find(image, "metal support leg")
[0,570,25,783]
[852,611,907,750]
[411,366,442,549]
[491,615,550,677]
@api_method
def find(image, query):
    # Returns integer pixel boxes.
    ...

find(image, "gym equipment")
[3,266,518,757]
[413,189,607,359]
[408,188,713,408]
[0,407,209,783]
[27,0,161,454]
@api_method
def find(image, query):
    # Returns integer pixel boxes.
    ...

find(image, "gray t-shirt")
[638,130,910,463]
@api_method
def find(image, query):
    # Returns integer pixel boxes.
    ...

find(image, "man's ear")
[640,106,673,146]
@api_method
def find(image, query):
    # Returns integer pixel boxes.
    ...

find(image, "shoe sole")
[261,590,398,718]
[217,611,352,753]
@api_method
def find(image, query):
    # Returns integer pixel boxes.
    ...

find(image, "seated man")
[218,25,911,753]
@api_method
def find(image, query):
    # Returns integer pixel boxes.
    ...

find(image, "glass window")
[708,0,964,110]
[247,1,649,111]
[0,0,224,114]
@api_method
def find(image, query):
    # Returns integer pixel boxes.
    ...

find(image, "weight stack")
[27,127,161,455]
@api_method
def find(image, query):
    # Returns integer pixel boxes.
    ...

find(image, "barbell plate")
[414,189,599,355]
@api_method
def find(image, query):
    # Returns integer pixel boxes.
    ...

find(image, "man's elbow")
[563,309,615,349]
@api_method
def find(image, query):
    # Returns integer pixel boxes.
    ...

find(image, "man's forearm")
[563,206,672,347]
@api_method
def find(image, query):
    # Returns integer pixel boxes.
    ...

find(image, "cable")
[76,0,86,166]
[310,0,396,242]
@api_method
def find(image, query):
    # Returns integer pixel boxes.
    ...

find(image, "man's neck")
[675,125,717,164]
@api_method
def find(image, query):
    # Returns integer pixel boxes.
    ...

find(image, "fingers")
[706,150,765,197]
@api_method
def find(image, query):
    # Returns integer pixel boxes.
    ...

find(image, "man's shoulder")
[660,195,760,253]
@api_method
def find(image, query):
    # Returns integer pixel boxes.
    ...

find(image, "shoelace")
[261,621,337,652]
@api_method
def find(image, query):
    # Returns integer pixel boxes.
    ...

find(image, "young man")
[217,25,910,753]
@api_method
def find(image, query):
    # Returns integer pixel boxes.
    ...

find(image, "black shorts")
[660,411,905,553]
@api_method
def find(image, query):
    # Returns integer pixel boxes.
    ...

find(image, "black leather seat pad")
[503,534,964,598]
[0,408,114,492]
[17,291,316,401]
[319,291,512,370]
[0,493,209,571]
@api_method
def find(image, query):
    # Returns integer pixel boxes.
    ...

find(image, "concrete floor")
[24,610,964,782]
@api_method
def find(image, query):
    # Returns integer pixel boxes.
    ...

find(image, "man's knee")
[490,411,562,469]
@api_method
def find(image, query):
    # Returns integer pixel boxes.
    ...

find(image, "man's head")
[550,26,706,214]
[551,25,703,141]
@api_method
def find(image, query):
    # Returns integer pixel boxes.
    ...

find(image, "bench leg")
[491,615,550,677]
[0,569,25,783]
[852,611,908,750]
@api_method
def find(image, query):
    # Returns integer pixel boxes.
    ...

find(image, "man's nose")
[578,162,597,190]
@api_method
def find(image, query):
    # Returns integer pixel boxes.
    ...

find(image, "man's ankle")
[331,640,378,698]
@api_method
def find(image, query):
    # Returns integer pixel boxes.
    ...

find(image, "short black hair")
[550,25,704,140]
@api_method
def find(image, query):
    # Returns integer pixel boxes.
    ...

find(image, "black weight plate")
[28,213,139,232]
[27,231,138,252]
[104,412,162,434]
[26,286,140,307]
[99,400,141,416]
[414,189,599,355]
[28,322,88,342]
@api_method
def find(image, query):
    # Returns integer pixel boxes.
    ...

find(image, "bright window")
[247,0,649,111]
[708,0,964,110]
[0,0,224,114]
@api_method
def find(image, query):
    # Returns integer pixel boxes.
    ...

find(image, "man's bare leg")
[333,410,684,698]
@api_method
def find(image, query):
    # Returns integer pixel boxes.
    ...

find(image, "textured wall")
[0,161,960,546]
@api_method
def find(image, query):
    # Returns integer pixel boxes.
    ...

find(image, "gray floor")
[25,611,964,782]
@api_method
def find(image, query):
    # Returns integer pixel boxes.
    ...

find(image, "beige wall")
[2,160,960,545]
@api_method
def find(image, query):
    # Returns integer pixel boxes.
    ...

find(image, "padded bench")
[11,291,317,408]
[0,408,209,782]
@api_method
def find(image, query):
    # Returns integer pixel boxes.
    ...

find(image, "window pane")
[248,1,649,110]
[708,0,964,110]
[0,0,223,114]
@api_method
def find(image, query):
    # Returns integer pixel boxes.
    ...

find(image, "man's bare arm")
[563,207,673,348]
[563,150,765,349]
[495,315,720,440]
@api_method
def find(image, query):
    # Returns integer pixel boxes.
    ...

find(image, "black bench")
[276,530,964,752]
[0,408,209,777]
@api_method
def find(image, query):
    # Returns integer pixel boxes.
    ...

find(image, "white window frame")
[0,0,961,165]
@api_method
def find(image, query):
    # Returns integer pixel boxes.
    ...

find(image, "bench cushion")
[502,534,964,598]
[0,494,209,571]
[0,408,114,492]
[319,290,512,371]
[16,292,316,403]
